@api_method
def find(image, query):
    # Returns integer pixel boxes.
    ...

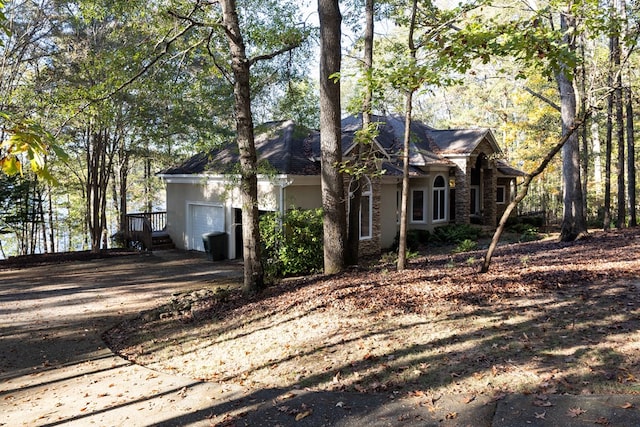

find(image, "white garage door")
[188,204,225,251]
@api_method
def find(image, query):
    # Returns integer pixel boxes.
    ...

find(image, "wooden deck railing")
[124,212,167,250]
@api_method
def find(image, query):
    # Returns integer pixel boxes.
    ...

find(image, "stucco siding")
[284,184,322,210]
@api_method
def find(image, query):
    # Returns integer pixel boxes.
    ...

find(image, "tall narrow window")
[411,189,425,222]
[349,177,372,240]
[433,175,447,222]
[496,186,506,204]
[470,185,480,216]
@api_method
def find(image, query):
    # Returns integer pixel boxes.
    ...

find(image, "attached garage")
[187,203,225,251]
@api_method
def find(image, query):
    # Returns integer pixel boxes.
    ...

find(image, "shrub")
[518,227,540,242]
[432,224,482,244]
[452,238,478,253]
[392,229,430,251]
[260,208,324,279]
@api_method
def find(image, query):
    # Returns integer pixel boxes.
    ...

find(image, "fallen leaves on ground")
[566,407,586,417]
[104,228,640,398]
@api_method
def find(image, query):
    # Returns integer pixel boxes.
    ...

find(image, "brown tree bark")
[626,88,637,226]
[397,0,418,271]
[220,0,264,292]
[481,116,587,273]
[318,0,346,274]
[556,12,587,242]
[346,0,374,266]
[613,34,625,228]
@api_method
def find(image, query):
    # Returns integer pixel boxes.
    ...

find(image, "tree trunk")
[626,88,637,226]
[613,33,625,228]
[481,116,586,273]
[579,41,589,222]
[318,0,346,274]
[604,86,613,230]
[556,12,587,242]
[220,0,264,293]
[346,0,374,266]
[397,92,413,271]
[591,118,602,198]
[346,180,362,266]
[621,0,636,227]
[47,181,55,252]
[397,0,418,271]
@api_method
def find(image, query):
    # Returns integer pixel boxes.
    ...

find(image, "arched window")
[349,177,372,240]
[432,175,447,222]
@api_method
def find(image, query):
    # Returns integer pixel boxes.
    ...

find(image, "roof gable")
[427,128,501,156]
[160,121,319,176]
[160,115,512,177]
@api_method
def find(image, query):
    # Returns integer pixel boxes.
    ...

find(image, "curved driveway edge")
[0,251,247,426]
[2,250,639,426]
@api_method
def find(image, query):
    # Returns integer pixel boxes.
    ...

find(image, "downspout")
[278,177,293,228]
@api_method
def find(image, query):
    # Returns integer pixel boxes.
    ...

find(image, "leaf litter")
[104,228,640,399]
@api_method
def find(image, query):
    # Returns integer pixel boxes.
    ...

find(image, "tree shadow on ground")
[105,228,640,407]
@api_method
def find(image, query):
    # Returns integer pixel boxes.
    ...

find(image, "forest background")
[0,0,637,265]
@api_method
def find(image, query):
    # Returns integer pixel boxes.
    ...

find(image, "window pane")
[433,189,446,221]
[360,194,371,238]
[412,190,424,221]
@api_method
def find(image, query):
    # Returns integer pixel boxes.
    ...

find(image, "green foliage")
[432,224,482,244]
[393,228,430,252]
[518,227,540,242]
[260,208,324,279]
[0,1,7,42]
[506,215,543,242]
[452,239,479,254]
[0,113,66,182]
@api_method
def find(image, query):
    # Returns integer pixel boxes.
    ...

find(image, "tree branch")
[248,40,304,66]
[523,86,561,111]
[480,110,590,273]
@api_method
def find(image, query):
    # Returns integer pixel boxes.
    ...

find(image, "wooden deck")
[124,212,174,251]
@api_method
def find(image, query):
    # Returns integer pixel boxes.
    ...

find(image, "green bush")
[432,224,482,244]
[260,208,324,279]
[452,238,478,253]
[392,229,430,251]
[518,227,540,242]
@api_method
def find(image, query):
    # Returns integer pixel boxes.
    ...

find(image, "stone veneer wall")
[454,161,471,225]
[482,160,497,227]
[343,176,382,258]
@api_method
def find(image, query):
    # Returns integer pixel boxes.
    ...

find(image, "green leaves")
[0,112,66,182]
[260,208,324,279]
[0,0,7,43]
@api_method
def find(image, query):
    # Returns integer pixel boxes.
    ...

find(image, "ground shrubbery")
[393,224,484,252]
[260,208,324,280]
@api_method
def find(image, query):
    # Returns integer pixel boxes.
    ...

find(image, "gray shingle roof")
[160,120,319,175]
[160,115,518,177]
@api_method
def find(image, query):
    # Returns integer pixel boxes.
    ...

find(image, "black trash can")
[202,231,227,261]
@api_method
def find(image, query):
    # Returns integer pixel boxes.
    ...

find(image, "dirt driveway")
[3,247,638,427]
[0,251,247,426]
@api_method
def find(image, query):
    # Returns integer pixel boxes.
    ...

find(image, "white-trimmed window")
[411,189,426,223]
[348,177,372,240]
[496,185,506,204]
[432,175,447,222]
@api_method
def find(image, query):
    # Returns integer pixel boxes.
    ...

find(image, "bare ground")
[103,228,640,403]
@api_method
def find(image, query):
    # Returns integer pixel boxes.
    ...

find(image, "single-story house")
[157,114,523,258]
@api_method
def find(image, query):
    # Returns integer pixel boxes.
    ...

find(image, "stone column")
[482,161,497,227]
[454,162,471,225]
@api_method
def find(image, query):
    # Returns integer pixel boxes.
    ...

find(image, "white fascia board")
[158,173,319,186]
[158,174,227,184]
